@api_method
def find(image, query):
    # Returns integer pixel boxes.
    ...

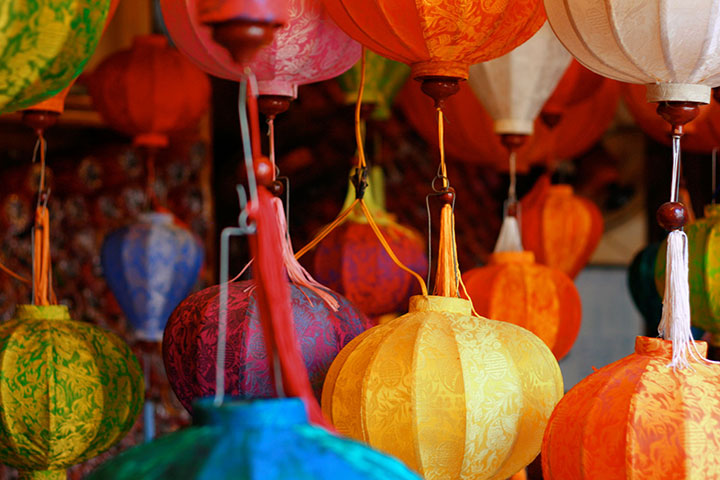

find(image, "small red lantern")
[88,35,211,148]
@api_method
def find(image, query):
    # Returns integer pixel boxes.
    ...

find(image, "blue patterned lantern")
[101,211,204,341]
[86,398,422,479]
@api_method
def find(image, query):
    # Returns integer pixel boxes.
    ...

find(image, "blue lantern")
[86,398,422,479]
[101,211,204,341]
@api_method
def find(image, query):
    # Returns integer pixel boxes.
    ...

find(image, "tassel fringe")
[434,204,459,297]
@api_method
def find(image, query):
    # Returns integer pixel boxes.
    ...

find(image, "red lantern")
[520,176,604,279]
[542,61,605,122]
[88,35,211,148]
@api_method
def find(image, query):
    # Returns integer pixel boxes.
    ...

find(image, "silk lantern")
[337,51,410,121]
[0,0,110,113]
[655,204,720,346]
[164,281,370,411]
[101,211,204,342]
[468,22,571,136]
[398,74,620,172]
[544,0,720,104]
[87,398,423,480]
[322,193,563,480]
[463,251,582,360]
[0,305,144,480]
[89,35,211,148]
[542,337,720,478]
[520,176,604,278]
[312,172,428,317]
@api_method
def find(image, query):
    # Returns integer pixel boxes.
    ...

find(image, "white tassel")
[658,230,706,368]
[493,216,523,253]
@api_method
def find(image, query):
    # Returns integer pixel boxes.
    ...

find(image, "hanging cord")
[31,133,56,305]
[294,47,428,296]
[145,147,158,210]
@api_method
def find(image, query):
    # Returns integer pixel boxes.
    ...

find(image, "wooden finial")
[500,134,527,152]
[258,95,293,120]
[419,76,460,109]
[438,187,455,205]
[211,20,279,65]
[656,101,701,136]
[22,110,59,136]
[254,156,274,187]
[657,201,688,231]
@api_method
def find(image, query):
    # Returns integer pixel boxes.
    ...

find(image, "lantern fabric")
[196,0,288,25]
[544,0,720,103]
[543,60,606,118]
[622,83,720,154]
[398,74,619,172]
[0,305,144,480]
[322,0,547,80]
[468,22,571,135]
[163,281,370,412]
[87,398,422,480]
[520,176,603,278]
[655,204,720,344]
[101,211,204,342]
[542,336,720,479]
[336,51,410,121]
[89,35,211,148]
[322,295,564,480]
[463,251,582,360]
[0,0,110,114]
[312,180,428,317]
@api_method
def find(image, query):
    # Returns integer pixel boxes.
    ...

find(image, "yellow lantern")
[322,201,563,480]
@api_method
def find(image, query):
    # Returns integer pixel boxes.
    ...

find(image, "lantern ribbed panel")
[655,205,720,342]
[89,35,211,147]
[543,336,720,479]
[463,251,582,360]
[0,305,143,478]
[163,281,370,411]
[322,295,563,480]
[468,23,571,135]
[322,0,546,80]
[543,0,720,102]
[521,179,603,278]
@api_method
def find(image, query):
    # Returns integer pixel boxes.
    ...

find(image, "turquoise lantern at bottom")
[87,398,421,479]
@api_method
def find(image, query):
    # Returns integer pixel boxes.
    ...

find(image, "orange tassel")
[433,203,459,297]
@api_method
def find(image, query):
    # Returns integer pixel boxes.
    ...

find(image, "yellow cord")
[437,108,448,189]
[295,199,358,259]
[354,48,367,169]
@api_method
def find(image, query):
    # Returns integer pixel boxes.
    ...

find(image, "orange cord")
[0,261,30,284]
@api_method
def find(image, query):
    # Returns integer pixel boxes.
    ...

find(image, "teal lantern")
[87,398,421,479]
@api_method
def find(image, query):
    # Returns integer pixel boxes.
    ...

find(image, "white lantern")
[544,0,720,103]
[468,23,572,136]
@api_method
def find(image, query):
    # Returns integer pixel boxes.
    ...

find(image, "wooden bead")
[270,179,285,197]
[258,95,293,119]
[500,134,528,151]
[439,187,455,205]
[253,156,274,187]
[419,76,460,109]
[656,201,688,231]
[22,110,59,135]
[211,20,279,65]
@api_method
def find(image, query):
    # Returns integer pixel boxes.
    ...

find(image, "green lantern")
[0,305,144,479]
[0,0,110,113]
[336,50,410,121]
[655,204,720,344]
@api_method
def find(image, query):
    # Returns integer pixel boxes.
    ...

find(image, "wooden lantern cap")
[656,101,700,136]
[419,76,460,109]
[211,20,279,65]
[258,95,293,120]
[500,133,528,152]
[22,110,59,135]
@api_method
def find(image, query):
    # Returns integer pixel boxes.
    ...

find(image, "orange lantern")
[622,83,720,154]
[398,76,619,172]
[89,35,211,148]
[542,337,720,479]
[321,0,546,98]
[520,176,603,279]
[463,251,582,360]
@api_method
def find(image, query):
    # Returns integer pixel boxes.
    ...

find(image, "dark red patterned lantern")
[163,281,370,412]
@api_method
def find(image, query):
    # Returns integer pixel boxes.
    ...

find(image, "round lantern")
[520,176,604,278]
[0,305,144,480]
[0,0,110,114]
[101,211,204,342]
[463,251,582,360]
[544,0,720,103]
[622,83,720,154]
[542,336,720,478]
[312,179,428,317]
[336,51,410,121]
[468,22,572,136]
[88,35,211,148]
[163,281,370,412]
[87,398,423,480]
[322,0,546,82]
[655,204,720,343]
[322,295,563,480]
[398,74,620,172]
